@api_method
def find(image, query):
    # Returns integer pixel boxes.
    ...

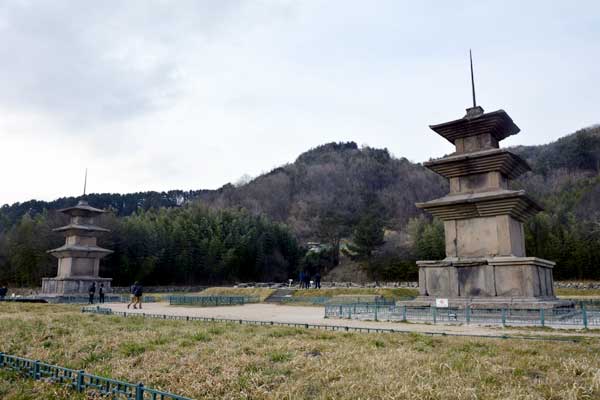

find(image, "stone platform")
[412,256,573,309]
[42,276,112,295]
[418,256,554,297]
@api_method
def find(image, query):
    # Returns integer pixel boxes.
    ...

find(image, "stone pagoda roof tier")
[53,223,110,234]
[424,148,531,180]
[429,109,520,145]
[48,244,113,257]
[58,200,105,217]
[416,189,542,222]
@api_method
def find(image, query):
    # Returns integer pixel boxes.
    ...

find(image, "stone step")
[264,288,295,303]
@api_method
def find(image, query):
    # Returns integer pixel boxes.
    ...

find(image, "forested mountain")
[196,142,446,241]
[1,125,599,285]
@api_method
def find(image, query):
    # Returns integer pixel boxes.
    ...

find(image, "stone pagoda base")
[41,276,112,295]
[410,256,573,309]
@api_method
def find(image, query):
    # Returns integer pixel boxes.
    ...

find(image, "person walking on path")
[99,283,105,304]
[88,282,96,304]
[127,281,139,309]
[314,272,321,289]
[133,283,144,309]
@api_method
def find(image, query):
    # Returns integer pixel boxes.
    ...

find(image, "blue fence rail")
[168,295,260,306]
[324,303,600,328]
[0,352,192,400]
[80,306,579,342]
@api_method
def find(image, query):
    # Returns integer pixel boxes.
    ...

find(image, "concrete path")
[105,303,599,339]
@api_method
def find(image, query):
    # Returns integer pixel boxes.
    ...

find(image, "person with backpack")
[88,282,96,304]
[133,283,144,309]
[127,281,139,309]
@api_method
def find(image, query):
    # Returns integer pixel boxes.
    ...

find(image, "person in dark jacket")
[314,272,321,289]
[99,283,105,304]
[88,282,96,304]
[133,283,144,309]
[299,271,305,289]
[0,285,7,300]
[127,281,139,309]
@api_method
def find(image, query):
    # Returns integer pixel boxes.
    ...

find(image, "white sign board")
[435,298,449,308]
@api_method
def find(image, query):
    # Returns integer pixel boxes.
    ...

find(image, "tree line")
[0,204,302,287]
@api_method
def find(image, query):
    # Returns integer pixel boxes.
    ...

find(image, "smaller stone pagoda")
[42,200,113,295]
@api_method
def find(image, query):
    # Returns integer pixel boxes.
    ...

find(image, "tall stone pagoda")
[415,101,564,308]
[42,200,113,295]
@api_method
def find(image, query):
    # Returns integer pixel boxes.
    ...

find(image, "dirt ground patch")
[108,302,599,339]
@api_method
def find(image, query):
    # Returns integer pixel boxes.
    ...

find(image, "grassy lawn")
[292,287,418,299]
[556,287,600,297]
[1,304,600,399]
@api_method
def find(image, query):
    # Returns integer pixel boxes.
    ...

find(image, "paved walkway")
[106,303,599,339]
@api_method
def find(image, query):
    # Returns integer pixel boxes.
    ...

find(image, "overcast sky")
[1,1,598,205]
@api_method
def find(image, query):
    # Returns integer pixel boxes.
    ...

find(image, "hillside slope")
[197,142,446,241]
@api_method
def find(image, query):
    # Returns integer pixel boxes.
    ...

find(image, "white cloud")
[1,0,599,204]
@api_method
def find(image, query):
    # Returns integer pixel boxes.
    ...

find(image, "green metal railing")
[168,295,260,306]
[0,352,192,400]
[324,302,600,328]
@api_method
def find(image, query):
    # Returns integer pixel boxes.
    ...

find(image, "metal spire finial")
[470,49,477,108]
[83,168,88,196]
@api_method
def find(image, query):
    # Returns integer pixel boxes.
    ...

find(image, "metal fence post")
[136,383,144,400]
[33,360,40,380]
[582,303,588,329]
[76,370,85,392]
[339,305,343,318]
[0,352,4,368]
[402,305,407,322]
[501,308,506,327]
[466,305,471,324]
[374,305,378,321]
[432,306,437,324]
[540,308,545,327]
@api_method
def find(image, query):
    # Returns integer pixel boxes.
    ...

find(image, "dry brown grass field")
[555,287,600,297]
[199,287,276,301]
[1,303,600,399]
